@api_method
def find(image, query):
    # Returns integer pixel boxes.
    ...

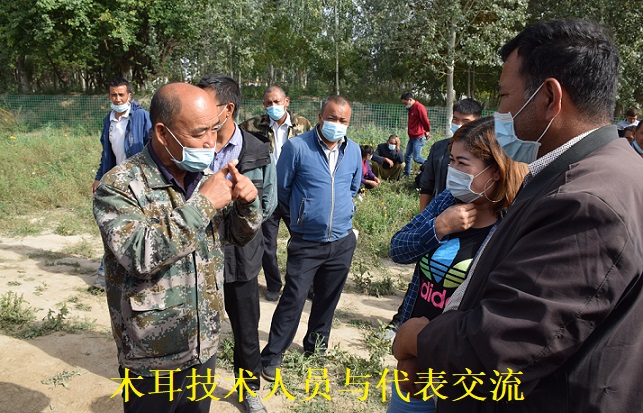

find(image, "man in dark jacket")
[240,86,313,301]
[91,77,151,290]
[417,98,482,210]
[198,75,276,413]
[371,134,405,180]
[394,19,643,413]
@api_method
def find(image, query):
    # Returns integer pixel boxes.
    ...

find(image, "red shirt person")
[401,92,431,176]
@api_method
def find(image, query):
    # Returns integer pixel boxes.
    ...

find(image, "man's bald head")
[150,83,213,129]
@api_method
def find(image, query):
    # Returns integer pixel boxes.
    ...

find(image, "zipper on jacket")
[327,149,346,241]
[297,197,306,225]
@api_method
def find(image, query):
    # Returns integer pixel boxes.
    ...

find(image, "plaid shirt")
[390,190,456,323]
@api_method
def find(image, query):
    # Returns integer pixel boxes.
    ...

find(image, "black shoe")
[265,291,280,302]
[261,365,278,382]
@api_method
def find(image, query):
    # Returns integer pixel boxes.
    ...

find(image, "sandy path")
[0,234,411,413]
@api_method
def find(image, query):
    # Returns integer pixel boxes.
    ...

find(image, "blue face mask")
[404,104,412,109]
[388,143,397,151]
[320,121,348,142]
[450,123,461,134]
[494,82,555,164]
[266,105,285,121]
[633,141,643,154]
[446,165,493,203]
[164,126,215,172]
[111,101,130,113]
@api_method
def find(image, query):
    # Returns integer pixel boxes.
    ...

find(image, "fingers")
[227,160,241,184]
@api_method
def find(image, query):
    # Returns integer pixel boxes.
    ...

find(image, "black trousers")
[261,231,357,366]
[261,205,291,293]
[224,276,261,391]
[120,357,216,413]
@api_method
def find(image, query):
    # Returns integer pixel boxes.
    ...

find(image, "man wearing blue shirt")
[260,95,361,381]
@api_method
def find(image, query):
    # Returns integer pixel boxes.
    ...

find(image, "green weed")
[60,239,98,259]
[19,303,95,338]
[41,369,87,388]
[0,291,37,330]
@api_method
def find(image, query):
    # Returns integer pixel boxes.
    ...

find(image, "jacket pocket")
[296,197,307,225]
[124,288,191,359]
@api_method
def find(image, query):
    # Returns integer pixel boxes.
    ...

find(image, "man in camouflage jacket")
[239,86,313,300]
[93,83,261,413]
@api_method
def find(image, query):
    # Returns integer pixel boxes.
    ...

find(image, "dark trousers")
[261,231,357,366]
[224,277,261,391]
[120,357,216,413]
[261,205,291,293]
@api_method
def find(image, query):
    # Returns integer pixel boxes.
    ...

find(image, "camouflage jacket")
[93,146,261,376]
[239,111,313,152]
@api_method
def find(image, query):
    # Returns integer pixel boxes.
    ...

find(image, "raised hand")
[228,161,258,204]
[434,203,477,240]
[198,163,234,210]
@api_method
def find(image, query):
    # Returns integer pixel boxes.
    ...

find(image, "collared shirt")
[316,127,344,174]
[526,128,599,184]
[148,143,203,200]
[109,107,131,164]
[270,112,292,162]
[211,123,243,175]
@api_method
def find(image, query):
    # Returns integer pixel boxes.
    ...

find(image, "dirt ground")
[0,233,412,413]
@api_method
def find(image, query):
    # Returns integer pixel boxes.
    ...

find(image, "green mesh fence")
[0,94,494,136]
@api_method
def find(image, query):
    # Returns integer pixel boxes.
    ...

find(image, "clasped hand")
[199,160,258,210]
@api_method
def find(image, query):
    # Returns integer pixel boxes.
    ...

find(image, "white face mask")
[388,143,397,151]
[111,101,130,113]
[494,82,555,164]
[446,164,493,203]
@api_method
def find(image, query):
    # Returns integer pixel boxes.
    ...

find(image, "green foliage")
[0,126,98,235]
[41,369,87,388]
[19,303,95,338]
[0,291,37,330]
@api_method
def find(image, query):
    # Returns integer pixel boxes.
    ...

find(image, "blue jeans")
[387,382,436,413]
[404,137,426,175]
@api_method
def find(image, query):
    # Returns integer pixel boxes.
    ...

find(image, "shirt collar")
[528,128,599,178]
[219,123,243,151]
[315,125,345,150]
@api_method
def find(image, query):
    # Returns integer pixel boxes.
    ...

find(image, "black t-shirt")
[411,225,492,320]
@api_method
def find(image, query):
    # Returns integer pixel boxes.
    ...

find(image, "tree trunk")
[16,55,30,93]
[334,0,340,95]
[445,22,457,135]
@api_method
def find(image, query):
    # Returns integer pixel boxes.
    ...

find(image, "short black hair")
[197,74,241,119]
[401,92,414,100]
[108,77,131,94]
[360,144,374,157]
[625,107,639,118]
[499,19,619,122]
[149,83,182,129]
[453,98,482,117]
[264,85,287,98]
[321,95,351,112]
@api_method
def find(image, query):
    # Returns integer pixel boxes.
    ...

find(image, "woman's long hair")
[449,116,529,217]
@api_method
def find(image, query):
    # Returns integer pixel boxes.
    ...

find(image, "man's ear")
[543,78,563,122]
[155,123,168,146]
[284,96,290,108]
